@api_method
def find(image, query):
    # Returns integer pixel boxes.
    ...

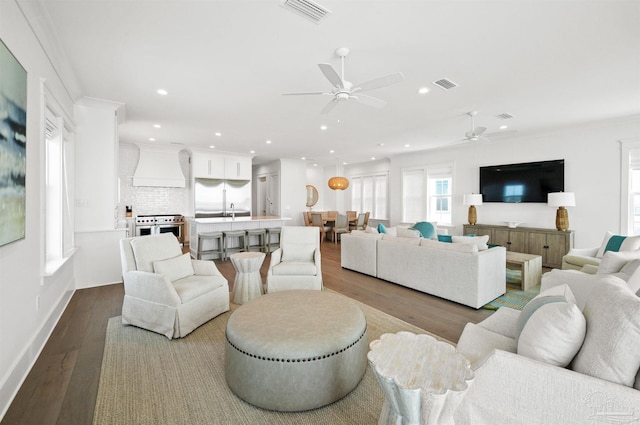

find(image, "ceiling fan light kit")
[283,47,405,114]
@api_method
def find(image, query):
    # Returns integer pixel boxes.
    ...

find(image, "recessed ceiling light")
[371,157,376,160]
[209,145,215,149]
[320,125,327,130]
[215,132,222,137]
[153,124,161,128]
[404,144,411,148]
[329,149,335,153]
[148,137,156,141]
[418,87,430,94]
[266,140,272,144]
[378,143,384,147]
[499,125,508,130]
[157,89,168,95]
[313,163,318,167]
[301,157,306,160]
[250,150,255,154]
[342,162,347,165]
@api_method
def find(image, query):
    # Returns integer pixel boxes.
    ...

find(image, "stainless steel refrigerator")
[194,178,251,218]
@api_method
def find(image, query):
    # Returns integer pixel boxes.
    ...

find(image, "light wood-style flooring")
[2,240,493,425]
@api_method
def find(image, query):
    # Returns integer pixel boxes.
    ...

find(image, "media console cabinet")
[463,224,574,269]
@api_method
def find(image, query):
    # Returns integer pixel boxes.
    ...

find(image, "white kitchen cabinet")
[193,152,251,180]
[225,155,251,180]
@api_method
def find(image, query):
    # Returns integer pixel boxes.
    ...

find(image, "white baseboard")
[0,284,75,421]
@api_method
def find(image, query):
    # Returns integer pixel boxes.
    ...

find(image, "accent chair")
[119,233,229,339]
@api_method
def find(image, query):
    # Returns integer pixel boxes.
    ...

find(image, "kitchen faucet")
[230,203,235,220]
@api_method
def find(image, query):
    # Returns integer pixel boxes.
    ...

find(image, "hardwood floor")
[2,240,492,425]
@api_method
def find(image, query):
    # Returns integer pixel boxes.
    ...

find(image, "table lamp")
[463,194,483,225]
[547,192,576,231]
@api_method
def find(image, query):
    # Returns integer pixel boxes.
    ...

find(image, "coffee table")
[229,252,265,304]
[505,251,542,291]
[368,331,474,425]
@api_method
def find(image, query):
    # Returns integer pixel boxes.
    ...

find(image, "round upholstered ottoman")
[224,290,368,412]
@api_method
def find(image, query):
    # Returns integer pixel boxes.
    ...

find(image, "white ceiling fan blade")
[282,92,328,96]
[352,72,405,93]
[320,98,339,115]
[318,64,344,89]
[484,129,519,138]
[475,126,487,136]
[352,94,387,108]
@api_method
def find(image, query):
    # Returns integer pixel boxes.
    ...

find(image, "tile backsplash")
[118,143,191,217]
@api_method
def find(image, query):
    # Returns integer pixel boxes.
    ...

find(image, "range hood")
[133,143,186,188]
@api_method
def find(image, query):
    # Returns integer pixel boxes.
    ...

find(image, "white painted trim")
[0,283,75,421]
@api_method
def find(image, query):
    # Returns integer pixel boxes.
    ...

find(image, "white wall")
[387,116,640,248]
[0,1,77,418]
[280,159,307,226]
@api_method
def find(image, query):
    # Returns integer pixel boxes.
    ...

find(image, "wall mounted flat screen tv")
[479,159,565,203]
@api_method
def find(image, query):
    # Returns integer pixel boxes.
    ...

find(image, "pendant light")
[328,158,349,190]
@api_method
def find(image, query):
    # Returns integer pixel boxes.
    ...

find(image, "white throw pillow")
[515,284,586,367]
[596,231,640,258]
[282,242,315,262]
[571,277,640,387]
[153,253,195,282]
[385,226,398,237]
[597,250,640,274]
[397,227,420,238]
[364,226,379,234]
[451,235,489,250]
[130,233,183,272]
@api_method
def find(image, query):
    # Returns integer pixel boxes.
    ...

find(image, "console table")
[463,224,573,269]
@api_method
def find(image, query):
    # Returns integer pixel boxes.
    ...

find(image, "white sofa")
[341,231,506,309]
[455,278,640,425]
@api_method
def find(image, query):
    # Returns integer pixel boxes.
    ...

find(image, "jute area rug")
[93,292,449,425]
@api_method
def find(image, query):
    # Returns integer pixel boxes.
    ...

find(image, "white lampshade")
[463,194,483,206]
[548,192,576,207]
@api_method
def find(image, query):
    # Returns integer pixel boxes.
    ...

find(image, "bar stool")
[223,230,247,260]
[246,228,267,253]
[265,227,282,253]
[196,232,224,260]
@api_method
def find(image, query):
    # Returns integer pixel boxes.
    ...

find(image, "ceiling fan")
[282,47,405,114]
[463,111,488,142]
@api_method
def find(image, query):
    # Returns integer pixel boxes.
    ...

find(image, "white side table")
[368,331,474,425]
[230,252,266,304]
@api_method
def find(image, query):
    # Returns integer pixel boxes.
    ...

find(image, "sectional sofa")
[340,230,506,309]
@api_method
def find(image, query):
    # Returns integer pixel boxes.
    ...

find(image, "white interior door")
[257,175,267,216]
[267,173,280,216]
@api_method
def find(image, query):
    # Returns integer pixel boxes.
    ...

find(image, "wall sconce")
[548,192,576,231]
[463,194,483,225]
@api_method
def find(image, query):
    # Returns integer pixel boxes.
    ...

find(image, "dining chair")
[354,213,366,230]
[311,212,331,242]
[330,213,350,243]
[363,212,370,229]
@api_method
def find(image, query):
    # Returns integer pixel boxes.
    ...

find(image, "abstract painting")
[0,39,27,246]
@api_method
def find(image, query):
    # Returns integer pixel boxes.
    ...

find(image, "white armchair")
[120,233,229,339]
[266,226,323,293]
[562,246,600,271]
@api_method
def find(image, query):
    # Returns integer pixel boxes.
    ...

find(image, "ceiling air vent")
[496,113,515,120]
[432,78,458,90]
[282,0,331,24]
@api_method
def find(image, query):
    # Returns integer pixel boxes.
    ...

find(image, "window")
[621,140,640,236]
[402,164,453,225]
[350,173,388,220]
[44,106,75,274]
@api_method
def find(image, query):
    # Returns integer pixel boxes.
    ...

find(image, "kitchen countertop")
[191,216,291,224]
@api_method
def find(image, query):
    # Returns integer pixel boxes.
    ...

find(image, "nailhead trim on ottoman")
[224,290,368,412]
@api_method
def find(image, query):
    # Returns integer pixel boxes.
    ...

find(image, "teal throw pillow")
[377,223,387,234]
[410,221,436,239]
[438,234,453,243]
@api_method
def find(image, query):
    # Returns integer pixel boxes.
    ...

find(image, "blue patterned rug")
[482,269,541,311]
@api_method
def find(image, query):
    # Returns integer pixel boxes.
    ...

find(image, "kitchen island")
[189,216,291,260]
